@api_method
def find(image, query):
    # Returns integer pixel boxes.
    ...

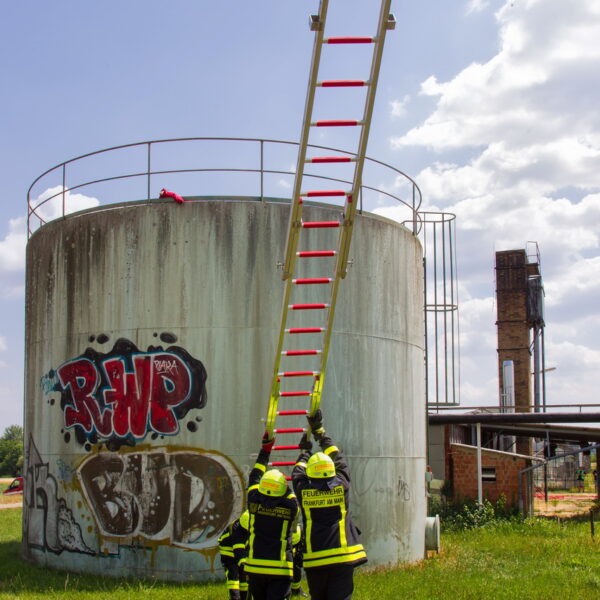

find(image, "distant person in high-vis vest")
[576,468,586,491]
[218,510,250,600]
[292,409,367,600]
[245,432,299,600]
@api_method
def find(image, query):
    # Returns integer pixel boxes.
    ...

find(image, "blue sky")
[2,0,599,431]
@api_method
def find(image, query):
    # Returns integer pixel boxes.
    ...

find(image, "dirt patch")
[0,494,22,507]
[534,493,597,518]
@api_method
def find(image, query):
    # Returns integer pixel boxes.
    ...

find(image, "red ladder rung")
[324,36,375,44]
[288,303,329,310]
[302,222,340,229]
[297,251,337,257]
[293,278,332,285]
[279,391,312,397]
[274,445,300,451]
[318,80,367,87]
[278,371,319,377]
[285,327,325,334]
[306,156,354,164]
[282,350,322,356]
[302,190,348,197]
[270,461,296,466]
[274,428,306,434]
[312,120,362,127]
[278,410,309,416]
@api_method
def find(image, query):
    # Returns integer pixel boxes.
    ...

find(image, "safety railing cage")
[421,212,460,407]
[27,137,460,409]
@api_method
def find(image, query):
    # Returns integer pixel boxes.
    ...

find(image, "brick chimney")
[495,249,533,455]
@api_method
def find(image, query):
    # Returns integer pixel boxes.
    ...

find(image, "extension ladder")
[264,0,396,472]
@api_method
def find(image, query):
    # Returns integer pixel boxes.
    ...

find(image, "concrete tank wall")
[23,197,426,580]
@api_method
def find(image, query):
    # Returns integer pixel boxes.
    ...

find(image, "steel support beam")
[429,412,600,425]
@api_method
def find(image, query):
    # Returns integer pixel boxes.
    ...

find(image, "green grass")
[354,519,600,599]
[1,508,599,599]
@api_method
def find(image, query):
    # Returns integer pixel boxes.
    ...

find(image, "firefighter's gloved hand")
[307,409,325,438]
[262,431,275,453]
[298,433,313,452]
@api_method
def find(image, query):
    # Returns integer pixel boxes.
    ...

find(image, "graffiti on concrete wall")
[78,449,244,550]
[48,337,207,448]
[24,436,94,555]
[28,332,250,563]
[352,461,413,514]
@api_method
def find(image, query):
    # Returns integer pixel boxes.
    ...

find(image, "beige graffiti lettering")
[78,449,243,549]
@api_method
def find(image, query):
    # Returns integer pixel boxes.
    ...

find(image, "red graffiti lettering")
[58,359,112,436]
[102,356,153,438]
[149,353,191,434]
[101,353,191,436]
[55,339,207,444]
[59,351,195,439]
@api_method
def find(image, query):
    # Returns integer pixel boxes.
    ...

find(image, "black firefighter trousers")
[247,574,292,600]
[305,564,355,600]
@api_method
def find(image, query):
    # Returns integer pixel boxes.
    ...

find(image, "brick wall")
[496,249,532,414]
[450,443,532,507]
[496,250,533,455]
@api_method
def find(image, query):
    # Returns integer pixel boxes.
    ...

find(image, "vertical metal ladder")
[264,0,396,471]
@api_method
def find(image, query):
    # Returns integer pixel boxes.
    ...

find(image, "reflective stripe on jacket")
[218,518,249,563]
[292,435,367,569]
[245,448,299,577]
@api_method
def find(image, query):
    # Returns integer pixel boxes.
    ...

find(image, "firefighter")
[244,432,299,600]
[218,510,250,600]
[292,410,367,600]
[291,524,308,597]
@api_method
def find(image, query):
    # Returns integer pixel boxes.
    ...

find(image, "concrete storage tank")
[23,154,426,582]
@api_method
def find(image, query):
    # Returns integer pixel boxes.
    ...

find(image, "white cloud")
[0,217,27,272]
[1,285,25,299]
[548,340,600,370]
[456,296,499,406]
[31,185,99,223]
[0,187,99,273]
[386,0,600,409]
[0,383,23,427]
[393,1,600,153]
[390,95,410,119]
[460,377,498,407]
[466,0,491,15]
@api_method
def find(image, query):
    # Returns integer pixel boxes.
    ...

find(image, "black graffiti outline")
[49,338,208,449]
[24,436,94,556]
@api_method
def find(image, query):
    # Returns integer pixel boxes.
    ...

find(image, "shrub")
[428,494,518,531]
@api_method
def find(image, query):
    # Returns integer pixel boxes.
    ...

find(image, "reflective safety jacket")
[292,434,367,570]
[218,517,249,565]
[245,448,299,578]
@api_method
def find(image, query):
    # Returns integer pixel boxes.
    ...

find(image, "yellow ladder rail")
[263,1,396,464]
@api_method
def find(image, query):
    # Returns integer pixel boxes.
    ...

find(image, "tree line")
[0,425,23,477]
